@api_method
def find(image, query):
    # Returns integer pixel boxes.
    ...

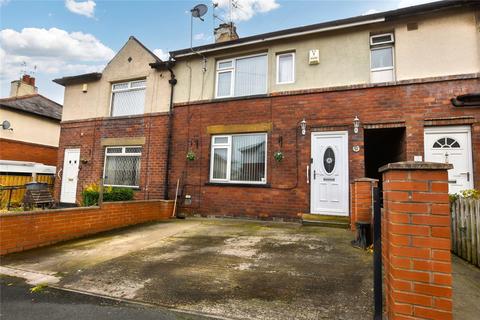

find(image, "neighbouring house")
[0,75,62,174]
[53,1,479,223]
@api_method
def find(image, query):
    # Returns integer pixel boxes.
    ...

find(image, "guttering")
[172,18,385,58]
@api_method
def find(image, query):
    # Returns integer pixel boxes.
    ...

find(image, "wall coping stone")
[379,161,453,173]
[0,199,174,218]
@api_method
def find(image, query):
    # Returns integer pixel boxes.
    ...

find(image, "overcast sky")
[0,0,438,104]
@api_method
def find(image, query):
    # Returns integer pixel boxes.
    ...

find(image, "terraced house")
[54,1,479,223]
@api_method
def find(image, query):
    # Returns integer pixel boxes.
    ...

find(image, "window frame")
[209,133,268,185]
[215,53,268,99]
[103,146,142,188]
[370,46,395,72]
[276,52,295,85]
[370,33,394,46]
[109,79,147,117]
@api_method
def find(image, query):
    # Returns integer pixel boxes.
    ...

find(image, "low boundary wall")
[0,200,174,255]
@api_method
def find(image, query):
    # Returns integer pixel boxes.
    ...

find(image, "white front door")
[310,131,349,216]
[424,126,473,194]
[60,148,80,203]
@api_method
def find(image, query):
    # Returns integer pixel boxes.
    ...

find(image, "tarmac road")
[0,275,215,320]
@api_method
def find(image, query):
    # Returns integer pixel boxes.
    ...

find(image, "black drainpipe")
[164,68,177,199]
[150,60,176,200]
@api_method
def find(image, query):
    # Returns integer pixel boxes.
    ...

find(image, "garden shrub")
[449,188,479,203]
[82,183,134,206]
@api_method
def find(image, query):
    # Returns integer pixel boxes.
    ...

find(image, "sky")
[0,0,439,104]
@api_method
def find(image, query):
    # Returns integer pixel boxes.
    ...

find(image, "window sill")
[213,94,268,103]
[205,182,271,188]
[104,185,141,191]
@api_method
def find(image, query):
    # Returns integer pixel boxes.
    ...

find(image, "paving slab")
[1,218,373,319]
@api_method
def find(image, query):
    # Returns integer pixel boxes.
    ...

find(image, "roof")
[53,72,102,86]
[53,36,161,86]
[171,0,476,58]
[0,94,63,121]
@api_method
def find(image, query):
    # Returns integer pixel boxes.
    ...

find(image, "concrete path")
[1,218,373,320]
[452,255,480,320]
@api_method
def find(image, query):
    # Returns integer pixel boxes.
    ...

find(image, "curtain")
[111,88,146,117]
[371,47,393,69]
[234,55,267,97]
[278,54,293,83]
[230,134,265,182]
[104,155,140,186]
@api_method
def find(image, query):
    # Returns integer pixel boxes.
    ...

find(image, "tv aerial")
[189,4,208,72]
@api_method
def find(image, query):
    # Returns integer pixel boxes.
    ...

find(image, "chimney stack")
[9,75,38,98]
[214,23,239,43]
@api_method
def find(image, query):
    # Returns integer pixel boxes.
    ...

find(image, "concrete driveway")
[1,218,373,319]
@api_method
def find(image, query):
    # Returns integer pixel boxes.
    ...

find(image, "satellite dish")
[191,4,208,20]
[2,120,11,130]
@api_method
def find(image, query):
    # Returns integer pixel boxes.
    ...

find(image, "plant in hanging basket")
[273,151,284,162]
[186,151,196,161]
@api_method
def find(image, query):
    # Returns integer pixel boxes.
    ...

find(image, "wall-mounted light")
[353,116,360,134]
[300,118,307,136]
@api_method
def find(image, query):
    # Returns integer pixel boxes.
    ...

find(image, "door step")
[301,213,350,229]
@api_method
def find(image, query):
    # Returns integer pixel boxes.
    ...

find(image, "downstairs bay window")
[103,146,142,187]
[210,133,267,184]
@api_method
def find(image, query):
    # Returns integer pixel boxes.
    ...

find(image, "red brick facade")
[0,138,58,166]
[55,77,480,218]
[0,199,174,255]
[54,113,170,204]
[168,77,479,219]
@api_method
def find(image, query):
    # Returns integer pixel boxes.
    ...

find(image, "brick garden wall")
[168,77,479,219]
[0,138,58,166]
[381,162,453,319]
[0,199,174,255]
[54,113,169,203]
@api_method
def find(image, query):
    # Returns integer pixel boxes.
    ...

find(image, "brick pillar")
[350,178,378,231]
[380,161,453,320]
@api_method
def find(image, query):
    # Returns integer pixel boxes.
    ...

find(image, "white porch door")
[60,148,80,203]
[310,131,349,216]
[424,126,473,194]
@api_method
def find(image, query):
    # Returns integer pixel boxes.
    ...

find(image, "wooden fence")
[0,175,54,208]
[451,198,480,267]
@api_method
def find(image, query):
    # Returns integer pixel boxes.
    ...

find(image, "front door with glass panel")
[310,131,349,216]
[424,126,473,194]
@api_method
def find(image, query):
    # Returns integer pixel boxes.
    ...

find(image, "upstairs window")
[276,52,295,84]
[210,133,267,184]
[370,33,395,83]
[111,79,146,117]
[215,54,267,98]
[104,146,141,187]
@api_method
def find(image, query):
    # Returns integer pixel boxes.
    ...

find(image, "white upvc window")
[110,79,146,117]
[276,52,295,84]
[215,53,268,98]
[103,146,142,187]
[370,33,395,83]
[210,133,267,184]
